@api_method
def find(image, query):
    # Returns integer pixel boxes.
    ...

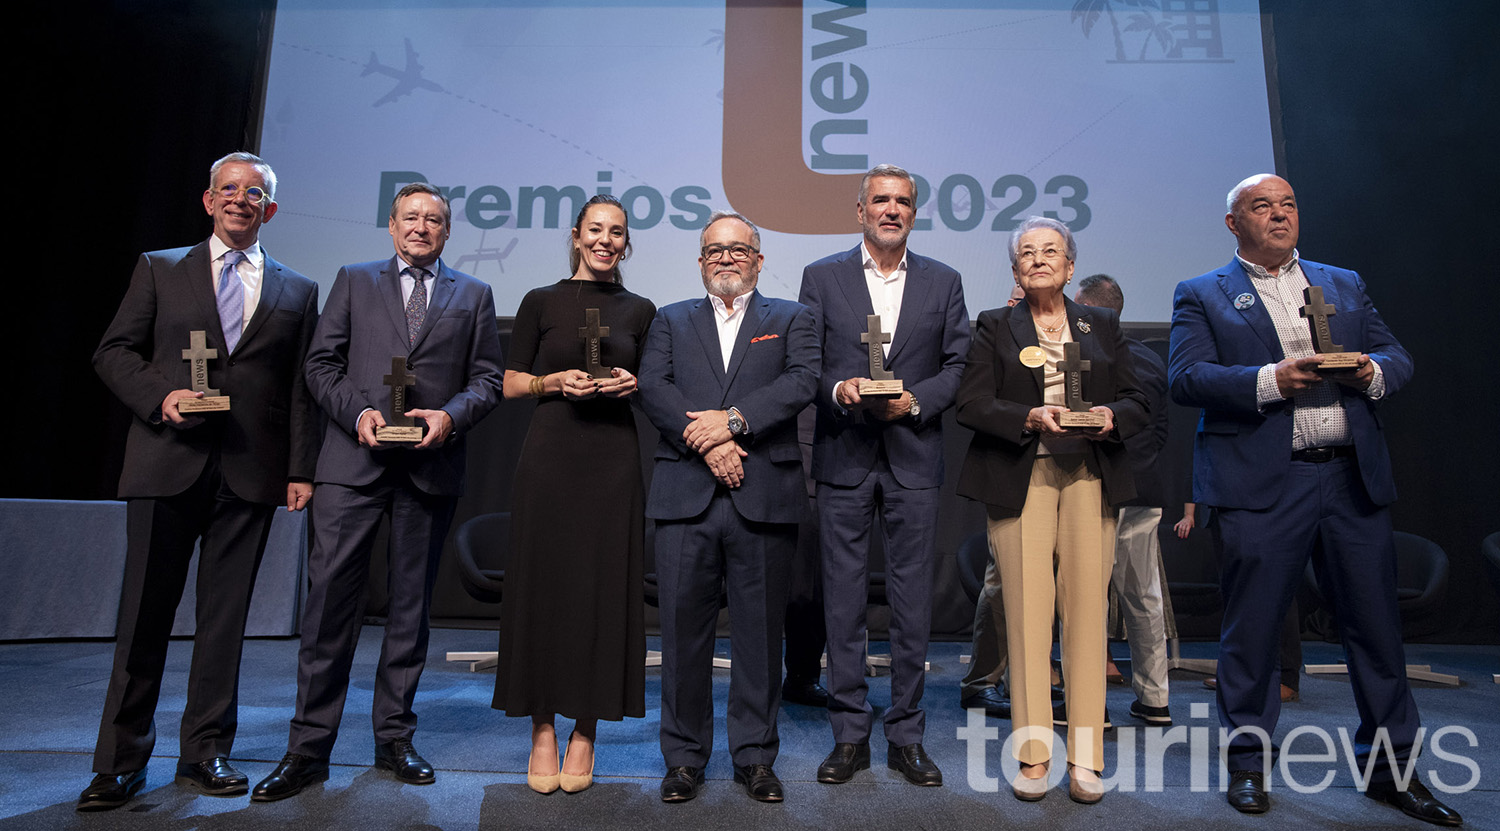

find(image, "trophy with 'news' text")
[178,330,231,412]
[579,308,610,379]
[375,356,425,442]
[1057,341,1106,428]
[858,314,904,396]
[1300,286,1361,371]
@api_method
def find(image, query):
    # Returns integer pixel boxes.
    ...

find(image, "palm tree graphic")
[1072,0,1159,62]
[1125,10,1177,60]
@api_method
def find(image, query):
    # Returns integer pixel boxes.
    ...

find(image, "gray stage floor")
[1,628,1496,830]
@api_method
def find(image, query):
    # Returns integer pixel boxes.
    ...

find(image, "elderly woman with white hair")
[955,216,1147,804]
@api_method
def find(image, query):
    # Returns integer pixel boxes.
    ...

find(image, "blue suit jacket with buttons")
[798,244,970,490]
[304,256,504,497]
[638,289,819,524]
[1167,257,1412,510]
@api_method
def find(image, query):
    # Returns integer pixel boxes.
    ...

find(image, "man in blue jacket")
[1169,174,1458,826]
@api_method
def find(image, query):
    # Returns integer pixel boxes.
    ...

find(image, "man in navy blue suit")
[252,183,504,801]
[1169,174,1459,826]
[799,164,969,788]
[639,211,818,804]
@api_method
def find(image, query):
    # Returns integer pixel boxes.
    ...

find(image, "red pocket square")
[751,333,780,343]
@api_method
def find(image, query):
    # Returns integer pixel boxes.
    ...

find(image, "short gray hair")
[699,210,761,252]
[859,163,917,204]
[1075,273,1123,314]
[209,152,277,201]
[1226,173,1277,214]
[1008,216,1077,267]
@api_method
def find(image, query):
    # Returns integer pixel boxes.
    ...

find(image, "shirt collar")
[860,241,907,280]
[1237,248,1300,280]
[709,290,753,319]
[209,235,262,268]
[397,256,438,279]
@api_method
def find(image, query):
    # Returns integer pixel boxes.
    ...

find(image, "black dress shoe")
[251,753,329,802]
[817,742,871,784]
[887,743,942,786]
[1366,779,1463,827]
[660,766,704,803]
[375,737,435,784]
[175,756,248,796]
[781,677,830,708]
[1226,769,1269,814]
[959,686,1011,719]
[734,764,784,803]
[77,769,146,812]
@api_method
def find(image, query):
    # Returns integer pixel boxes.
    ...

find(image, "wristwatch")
[907,393,922,420]
[727,407,748,436]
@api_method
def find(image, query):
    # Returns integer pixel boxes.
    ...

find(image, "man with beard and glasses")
[638,210,818,804]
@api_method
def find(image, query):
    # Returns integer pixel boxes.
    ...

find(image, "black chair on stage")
[444,512,509,672]
[954,531,989,668]
[1480,531,1500,683]
[643,521,730,669]
[1160,518,1221,677]
[1303,530,1458,686]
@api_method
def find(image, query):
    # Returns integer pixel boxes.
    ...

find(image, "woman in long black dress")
[492,195,655,794]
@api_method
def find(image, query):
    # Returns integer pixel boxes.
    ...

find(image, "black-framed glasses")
[701,244,758,262]
[214,184,269,205]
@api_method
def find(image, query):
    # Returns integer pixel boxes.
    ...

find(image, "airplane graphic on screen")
[361,38,444,106]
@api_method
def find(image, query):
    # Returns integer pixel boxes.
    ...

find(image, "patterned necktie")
[406,267,428,346]
[218,250,245,353]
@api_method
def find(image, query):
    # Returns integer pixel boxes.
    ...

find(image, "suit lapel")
[722,291,764,393]
[238,251,286,348]
[1300,262,1353,349]
[1218,259,1282,358]
[185,241,228,351]
[689,297,726,386]
[889,252,930,362]
[410,261,456,353]
[1009,301,1045,398]
[832,245,876,321]
[379,257,412,351]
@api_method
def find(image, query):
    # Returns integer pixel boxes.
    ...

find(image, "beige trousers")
[987,454,1115,771]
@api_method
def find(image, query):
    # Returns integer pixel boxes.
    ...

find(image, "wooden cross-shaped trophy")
[376,356,425,442]
[1299,286,1361,370]
[178,330,231,412]
[858,314,903,396]
[1057,341,1106,428]
[579,308,611,379]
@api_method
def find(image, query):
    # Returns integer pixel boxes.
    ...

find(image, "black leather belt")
[1291,445,1354,463]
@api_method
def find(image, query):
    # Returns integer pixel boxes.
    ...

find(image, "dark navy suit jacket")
[798,245,969,489]
[638,289,819,524]
[304,256,504,497]
[1167,258,1412,510]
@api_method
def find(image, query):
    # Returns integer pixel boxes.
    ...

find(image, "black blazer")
[94,241,320,505]
[955,297,1147,511]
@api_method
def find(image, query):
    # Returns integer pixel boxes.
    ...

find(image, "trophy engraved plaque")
[376,356,425,442]
[1057,341,1106,428]
[858,314,904,396]
[178,330,231,412]
[579,308,611,379]
[1299,286,1361,370]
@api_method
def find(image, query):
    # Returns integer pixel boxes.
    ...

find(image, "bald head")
[1224,174,1299,270]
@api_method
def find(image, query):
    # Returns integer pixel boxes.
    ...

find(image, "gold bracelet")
[530,375,546,398]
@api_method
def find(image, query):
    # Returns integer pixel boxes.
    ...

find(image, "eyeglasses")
[214,184,270,205]
[701,244,759,262]
[1016,246,1067,264]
